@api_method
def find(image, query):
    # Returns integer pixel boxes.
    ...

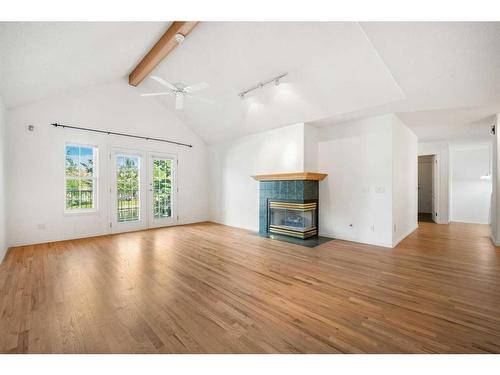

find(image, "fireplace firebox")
[268,200,318,238]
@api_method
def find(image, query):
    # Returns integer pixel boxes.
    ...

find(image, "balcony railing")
[66,189,171,220]
[117,191,139,222]
[66,190,93,209]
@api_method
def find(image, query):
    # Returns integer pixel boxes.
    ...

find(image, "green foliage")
[153,159,172,218]
[65,149,173,218]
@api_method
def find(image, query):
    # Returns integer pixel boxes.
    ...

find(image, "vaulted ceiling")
[1,22,500,143]
[0,22,169,107]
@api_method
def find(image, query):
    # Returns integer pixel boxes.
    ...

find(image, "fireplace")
[252,172,327,242]
[268,200,318,238]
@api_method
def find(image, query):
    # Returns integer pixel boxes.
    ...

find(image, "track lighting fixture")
[239,72,288,99]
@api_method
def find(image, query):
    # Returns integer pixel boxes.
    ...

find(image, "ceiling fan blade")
[184,82,209,93]
[184,94,213,104]
[140,92,174,97]
[149,76,177,91]
[175,94,184,110]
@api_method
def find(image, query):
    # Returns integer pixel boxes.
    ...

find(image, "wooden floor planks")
[0,221,499,353]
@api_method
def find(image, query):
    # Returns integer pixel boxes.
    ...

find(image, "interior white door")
[418,160,433,213]
[110,148,148,233]
[148,153,177,228]
[432,155,439,223]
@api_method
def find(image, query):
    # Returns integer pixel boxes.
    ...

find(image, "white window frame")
[64,142,99,214]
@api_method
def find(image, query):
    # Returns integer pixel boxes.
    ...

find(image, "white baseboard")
[7,219,209,248]
[490,234,500,246]
[450,219,489,225]
[8,230,108,248]
[392,225,418,248]
[208,218,258,232]
[319,225,417,249]
[318,231,393,248]
[0,246,8,264]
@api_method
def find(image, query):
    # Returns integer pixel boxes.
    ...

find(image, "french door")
[110,148,177,233]
[148,154,177,228]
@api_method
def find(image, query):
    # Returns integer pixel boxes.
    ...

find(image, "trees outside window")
[65,144,97,211]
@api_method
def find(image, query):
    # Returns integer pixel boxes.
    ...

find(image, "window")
[65,144,98,211]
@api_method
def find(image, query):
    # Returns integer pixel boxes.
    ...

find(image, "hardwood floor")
[1,221,499,353]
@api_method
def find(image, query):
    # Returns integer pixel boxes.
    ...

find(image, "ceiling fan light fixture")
[142,75,210,110]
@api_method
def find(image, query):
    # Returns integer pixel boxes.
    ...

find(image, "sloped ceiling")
[0,22,169,107]
[313,22,500,142]
[146,22,405,143]
[1,22,500,143]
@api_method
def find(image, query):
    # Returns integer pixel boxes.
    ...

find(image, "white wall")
[6,80,209,247]
[450,144,492,224]
[317,114,417,248]
[418,141,450,224]
[317,116,393,246]
[0,97,7,260]
[303,123,319,171]
[208,123,305,231]
[208,114,417,248]
[392,116,418,246]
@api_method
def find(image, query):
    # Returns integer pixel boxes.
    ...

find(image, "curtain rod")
[51,123,193,148]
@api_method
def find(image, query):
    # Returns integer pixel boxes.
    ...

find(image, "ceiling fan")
[140,76,210,110]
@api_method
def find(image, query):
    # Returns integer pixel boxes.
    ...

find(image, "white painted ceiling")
[1,22,500,143]
[0,22,169,107]
[314,22,500,142]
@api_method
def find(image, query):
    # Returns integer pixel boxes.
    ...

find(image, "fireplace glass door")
[269,201,317,238]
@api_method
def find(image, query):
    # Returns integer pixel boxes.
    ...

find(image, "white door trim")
[109,147,148,233]
[148,152,178,228]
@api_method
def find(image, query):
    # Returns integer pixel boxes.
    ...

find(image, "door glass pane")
[153,159,172,219]
[116,155,140,222]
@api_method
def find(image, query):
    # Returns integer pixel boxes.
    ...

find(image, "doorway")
[109,147,177,233]
[418,154,438,223]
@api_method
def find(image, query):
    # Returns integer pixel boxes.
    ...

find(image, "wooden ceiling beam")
[128,21,199,87]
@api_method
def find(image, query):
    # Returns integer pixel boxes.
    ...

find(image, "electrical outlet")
[37,223,46,230]
[370,224,375,232]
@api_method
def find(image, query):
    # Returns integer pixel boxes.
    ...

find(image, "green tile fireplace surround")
[252,172,328,239]
[257,180,319,235]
